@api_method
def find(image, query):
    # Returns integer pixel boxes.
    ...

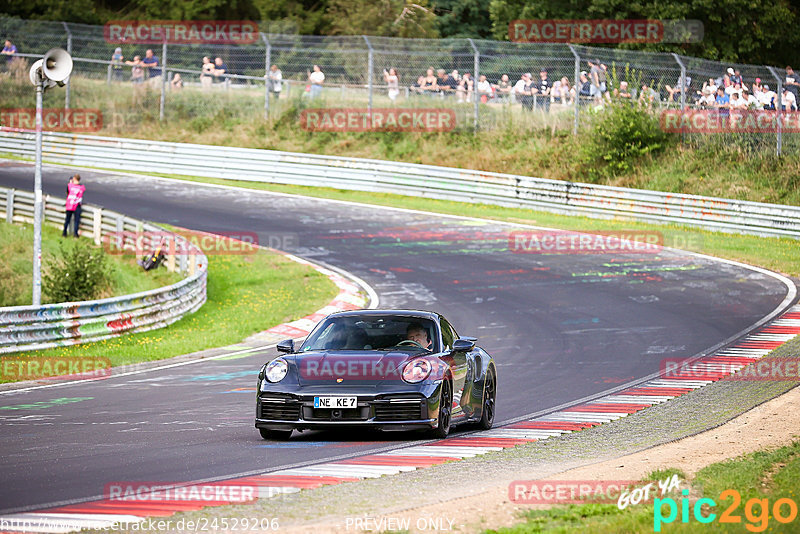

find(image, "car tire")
[477,367,496,430]
[259,428,293,440]
[430,378,452,439]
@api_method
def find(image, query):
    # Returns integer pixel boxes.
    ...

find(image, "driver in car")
[405,323,432,350]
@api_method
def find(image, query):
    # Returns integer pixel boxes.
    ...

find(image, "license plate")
[314,396,357,409]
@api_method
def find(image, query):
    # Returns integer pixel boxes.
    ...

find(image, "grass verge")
[0,220,180,306]
[2,247,338,381]
[493,441,800,533]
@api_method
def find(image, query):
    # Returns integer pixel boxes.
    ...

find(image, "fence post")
[93,207,102,246]
[261,33,271,120]
[468,38,479,132]
[62,22,72,110]
[568,45,580,135]
[167,237,176,272]
[363,36,373,114]
[767,66,783,157]
[6,189,14,224]
[672,53,687,144]
[160,41,167,121]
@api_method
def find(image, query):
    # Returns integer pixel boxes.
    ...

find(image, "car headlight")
[264,358,289,383]
[402,359,431,383]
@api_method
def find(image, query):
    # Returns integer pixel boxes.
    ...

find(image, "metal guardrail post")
[160,41,167,121]
[167,237,176,272]
[6,189,13,223]
[93,207,102,245]
[62,22,72,110]
[568,45,580,135]
[363,36,373,115]
[262,33,271,120]
[468,38,480,132]
[767,67,783,157]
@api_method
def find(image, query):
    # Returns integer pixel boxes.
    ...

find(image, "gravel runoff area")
[91,336,800,534]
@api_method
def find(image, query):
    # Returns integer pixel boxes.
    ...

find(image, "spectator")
[457,72,473,102]
[423,67,437,91]
[437,69,458,95]
[213,57,228,85]
[308,64,324,98]
[729,67,743,85]
[722,73,734,94]
[697,86,716,108]
[785,66,800,99]
[701,78,718,96]
[742,87,759,108]
[760,84,777,110]
[714,87,730,122]
[536,68,551,110]
[578,71,592,102]
[588,59,607,101]
[383,67,399,101]
[665,76,691,103]
[142,49,161,88]
[267,64,282,99]
[2,39,17,69]
[613,81,632,99]
[513,72,531,109]
[450,70,460,83]
[170,72,183,91]
[62,174,85,238]
[729,91,747,110]
[411,75,426,94]
[494,74,512,100]
[476,74,492,102]
[111,47,124,82]
[550,76,575,106]
[751,77,763,93]
[125,55,144,84]
[200,56,214,90]
[782,87,798,111]
[638,84,657,108]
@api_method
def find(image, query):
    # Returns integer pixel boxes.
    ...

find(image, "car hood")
[291,350,417,386]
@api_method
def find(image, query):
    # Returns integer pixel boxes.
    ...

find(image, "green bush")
[42,240,112,303]
[580,102,676,181]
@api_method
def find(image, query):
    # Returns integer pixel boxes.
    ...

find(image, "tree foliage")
[326,0,438,38]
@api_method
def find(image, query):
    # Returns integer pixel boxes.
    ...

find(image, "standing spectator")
[457,72,473,103]
[513,72,531,108]
[142,49,161,88]
[536,68,551,110]
[613,81,632,100]
[200,56,214,90]
[782,87,798,111]
[308,64,324,99]
[494,74,512,101]
[267,64,282,99]
[62,174,85,238]
[213,57,228,86]
[638,84,657,108]
[751,77,763,93]
[384,67,399,101]
[476,75,492,102]
[125,55,144,84]
[2,39,17,70]
[170,73,183,91]
[785,66,800,99]
[111,47,124,82]
[665,76,691,103]
[588,59,607,101]
[729,68,743,85]
[552,76,575,105]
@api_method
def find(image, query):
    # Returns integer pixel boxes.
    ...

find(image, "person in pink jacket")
[62,174,85,237]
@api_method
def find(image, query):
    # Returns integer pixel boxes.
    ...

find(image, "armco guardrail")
[0,186,207,354]
[1,130,799,239]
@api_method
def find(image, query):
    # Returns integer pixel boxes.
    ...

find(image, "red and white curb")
[3,304,798,532]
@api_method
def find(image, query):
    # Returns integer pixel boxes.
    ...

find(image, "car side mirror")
[452,338,476,352]
[277,339,295,353]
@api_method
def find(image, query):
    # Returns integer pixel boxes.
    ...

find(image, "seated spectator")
[782,88,798,111]
[423,67,437,90]
[785,66,800,99]
[201,56,214,89]
[411,75,426,94]
[384,67,399,101]
[665,76,691,102]
[751,77,763,93]
[613,81,632,99]
[730,91,747,110]
[578,71,592,101]
[476,75,492,102]
[721,73,734,94]
[170,72,183,91]
[437,69,458,95]
[729,68,743,86]
[552,76,575,105]
[700,78,718,97]
[2,39,17,69]
[111,48,124,82]
[451,70,460,83]
[638,84,657,107]
[213,57,228,85]
[494,74,512,100]
[760,84,777,110]
[457,72,473,102]
[742,87,759,108]
[714,86,730,109]
[697,86,716,108]
[125,55,144,84]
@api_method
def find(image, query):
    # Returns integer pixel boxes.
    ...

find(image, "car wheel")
[259,428,293,440]
[477,367,496,430]
[430,379,452,439]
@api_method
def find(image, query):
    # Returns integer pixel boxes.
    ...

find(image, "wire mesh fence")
[0,16,796,154]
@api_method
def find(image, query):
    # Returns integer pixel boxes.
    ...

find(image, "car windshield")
[300,315,438,352]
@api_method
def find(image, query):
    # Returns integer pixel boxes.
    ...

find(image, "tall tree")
[326,0,439,38]
[431,0,493,39]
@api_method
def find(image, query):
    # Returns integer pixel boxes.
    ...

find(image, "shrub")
[579,102,676,181]
[42,240,112,303]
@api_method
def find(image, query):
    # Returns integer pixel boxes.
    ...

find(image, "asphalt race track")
[0,162,793,513]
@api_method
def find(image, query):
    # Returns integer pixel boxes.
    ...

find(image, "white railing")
[0,186,207,354]
[0,130,798,238]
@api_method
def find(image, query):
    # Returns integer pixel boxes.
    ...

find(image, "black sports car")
[255,310,497,440]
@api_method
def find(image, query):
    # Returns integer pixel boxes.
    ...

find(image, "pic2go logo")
[654,489,798,532]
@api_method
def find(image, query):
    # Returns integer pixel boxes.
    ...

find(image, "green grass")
[2,247,338,377]
[491,441,800,533]
[0,220,180,306]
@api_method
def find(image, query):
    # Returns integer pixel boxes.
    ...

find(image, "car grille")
[305,407,369,421]
[259,399,301,421]
[373,403,423,421]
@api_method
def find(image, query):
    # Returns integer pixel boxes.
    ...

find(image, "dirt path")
[280,384,800,534]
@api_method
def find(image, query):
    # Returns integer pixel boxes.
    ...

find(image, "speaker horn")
[28,59,44,86]
[42,48,73,82]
